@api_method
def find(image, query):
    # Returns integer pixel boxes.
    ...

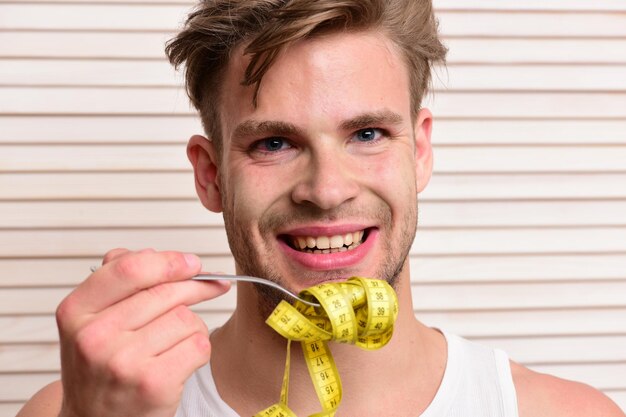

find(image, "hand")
[55,249,231,417]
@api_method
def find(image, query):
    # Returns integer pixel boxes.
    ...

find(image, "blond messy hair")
[166,0,447,152]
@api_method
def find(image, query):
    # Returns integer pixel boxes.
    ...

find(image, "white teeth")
[330,235,344,249]
[316,236,330,249]
[291,230,366,253]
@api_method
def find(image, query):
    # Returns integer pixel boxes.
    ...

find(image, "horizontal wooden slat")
[0,228,230,257]
[3,308,626,344]
[1,227,625,258]
[421,200,626,226]
[3,88,624,118]
[3,280,625,315]
[0,116,202,143]
[4,33,625,64]
[0,256,237,287]
[0,59,180,87]
[2,254,625,287]
[410,281,626,311]
[434,146,626,173]
[423,173,626,200]
[434,65,626,91]
[0,172,197,199]
[3,118,626,145]
[531,364,626,390]
[425,309,626,338]
[3,172,626,201]
[3,200,626,229]
[4,335,625,373]
[0,4,190,31]
[4,60,626,91]
[0,403,23,417]
[0,311,235,344]
[0,87,193,115]
[438,12,626,37]
[0,285,237,315]
[445,38,626,64]
[3,0,625,11]
[4,335,624,374]
[432,120,626,145]
[3,0,191,3]
[2,255,625,287]
[434,0,626,12]
[0,201,220,227]
[477,336,626,364]
[0,31,172,59]
[423,92,626,118]
[2,6,625,37]
[0,144,190,171]
[3,144,626,173]
[409,227,626,255]
[411,255,626,283]
[0,344,59,373]
[0,373,59,402]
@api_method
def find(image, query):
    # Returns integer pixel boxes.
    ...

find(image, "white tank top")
[175,331,519,416]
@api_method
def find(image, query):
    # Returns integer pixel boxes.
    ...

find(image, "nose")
[291,144,359,210]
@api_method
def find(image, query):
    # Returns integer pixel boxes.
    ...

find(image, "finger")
[101,278,230,331]
[126,305,209,358]
[64,251,203,317]
[145,332,212,398]
[101,248,133,265]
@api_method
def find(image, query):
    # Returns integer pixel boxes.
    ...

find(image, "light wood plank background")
[1,1,625,415]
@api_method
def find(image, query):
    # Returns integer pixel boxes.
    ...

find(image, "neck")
[209,271,447,416]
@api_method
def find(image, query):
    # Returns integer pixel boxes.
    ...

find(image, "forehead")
[219,30,412,139]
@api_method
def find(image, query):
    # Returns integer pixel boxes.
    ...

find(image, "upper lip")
[277,223,374,237]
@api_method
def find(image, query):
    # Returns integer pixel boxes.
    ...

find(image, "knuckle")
[102,248,130,264]
[172,305,196,327]
[136,371,173,406]
[106,352,134,384]
[113,255,143,280]
[163,252,189,279]
[74,322,109,359]
[55,296,77,333]
[191,332,212,358]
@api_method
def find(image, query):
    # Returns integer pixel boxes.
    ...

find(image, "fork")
[89,266,320,307]
[192,273,321,307]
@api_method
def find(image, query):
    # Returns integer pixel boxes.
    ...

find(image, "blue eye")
[354,128,382,142]
[256,137,291,152]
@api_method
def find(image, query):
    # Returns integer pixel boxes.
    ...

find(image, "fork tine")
[193,274,321,307]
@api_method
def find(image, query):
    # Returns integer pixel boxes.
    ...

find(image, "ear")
[413,108,434,193]
[187,135,223,212]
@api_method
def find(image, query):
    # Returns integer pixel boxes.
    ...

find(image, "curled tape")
[254,277,399,417]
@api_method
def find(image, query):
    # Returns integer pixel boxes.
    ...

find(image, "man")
[18,1,625,416]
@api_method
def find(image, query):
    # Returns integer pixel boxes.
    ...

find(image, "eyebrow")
[232,110,405,140]
[340,110,404,131]
[232,120,304,141]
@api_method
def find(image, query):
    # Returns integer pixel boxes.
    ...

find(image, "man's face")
[206,31,432,310]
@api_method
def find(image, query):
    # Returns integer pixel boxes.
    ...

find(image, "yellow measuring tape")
[253,277,398,417]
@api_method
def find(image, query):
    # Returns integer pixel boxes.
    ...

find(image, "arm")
[17,249,230,417]
[513,361,625,417]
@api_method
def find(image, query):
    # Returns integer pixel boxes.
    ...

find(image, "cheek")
[228,169,285,216]
[363,150,417,196]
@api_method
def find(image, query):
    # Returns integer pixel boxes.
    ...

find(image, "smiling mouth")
[281,229,370,254]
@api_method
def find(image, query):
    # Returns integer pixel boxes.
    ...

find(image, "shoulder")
[15,380,63,417]
[511,361,625,417]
